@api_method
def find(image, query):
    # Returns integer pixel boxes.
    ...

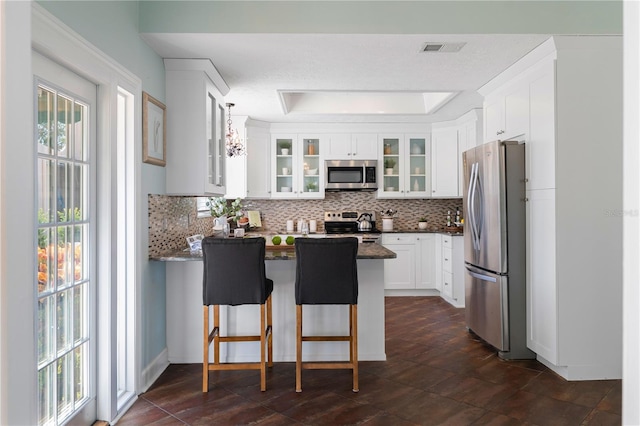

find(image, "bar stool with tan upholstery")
[294,237,359,393]
[201,236,273,392]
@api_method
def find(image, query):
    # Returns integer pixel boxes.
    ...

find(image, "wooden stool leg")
[296,304,303,392]
[213,305,220,365]
[260,303,267,391]
[203,306,209,392]
[352,304,359,393]
[267,294,273,367]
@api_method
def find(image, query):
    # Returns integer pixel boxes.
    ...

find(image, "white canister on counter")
[286,220,294,232]
[297,219,305,233]
[309,220,317,233]
[382,218,394,231]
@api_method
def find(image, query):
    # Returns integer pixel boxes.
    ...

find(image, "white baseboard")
[140,348,169,392]
[536,353,622,381]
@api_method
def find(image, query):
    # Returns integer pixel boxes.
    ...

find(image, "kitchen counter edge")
[151,242,397,262]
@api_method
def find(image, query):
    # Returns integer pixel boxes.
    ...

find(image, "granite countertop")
[240,228,464,237]
[151,240,397,262]
[382,228,464,236]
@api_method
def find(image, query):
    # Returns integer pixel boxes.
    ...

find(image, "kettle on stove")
[357,213,373,232]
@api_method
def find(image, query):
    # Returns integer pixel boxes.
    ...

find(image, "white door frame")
[31,4,142,423]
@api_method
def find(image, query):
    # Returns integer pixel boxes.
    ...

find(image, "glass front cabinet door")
[165,59,228,196]
[206,92,226,193]
[271,134,324,199]
[379,134,430,198]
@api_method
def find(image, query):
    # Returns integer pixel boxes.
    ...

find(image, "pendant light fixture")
[225,102,245,157]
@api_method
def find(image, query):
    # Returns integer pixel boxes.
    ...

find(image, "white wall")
[0,3,37,424]
[623,2,640,424]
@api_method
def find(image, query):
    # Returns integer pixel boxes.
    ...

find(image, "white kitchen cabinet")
[525,188,557,363]
[382,234,416,290]
[326,133,377,160]
[439,234,464,308]
[165,59,229,196]
[378,134,431,199]
[483,83,529,143]
[480,36,622,380]
[430,127,459,197]
[271,134,324,199]
[526,65,556,191]
[381,233,436,292]
[382,232,463,305]
[415,234,436,289]
[245,120,272,199]
[434,233,443,292]
[457,110,482,196]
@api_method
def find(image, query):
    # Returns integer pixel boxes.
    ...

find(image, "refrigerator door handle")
[469,162,481,251]
[476,167,484,244]
[468,163,476,249]
[467,269,497,283]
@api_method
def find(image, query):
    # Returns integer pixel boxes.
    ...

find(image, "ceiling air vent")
[421,42,466,53]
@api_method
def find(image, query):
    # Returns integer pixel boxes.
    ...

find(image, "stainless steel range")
[324,211,381,243]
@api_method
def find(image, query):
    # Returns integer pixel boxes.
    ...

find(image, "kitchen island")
[152,241,396,364]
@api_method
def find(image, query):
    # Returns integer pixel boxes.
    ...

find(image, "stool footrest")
[302,336,350,342]
[218,335,262,342]
[302,362,356,370]
[208,362,263,371]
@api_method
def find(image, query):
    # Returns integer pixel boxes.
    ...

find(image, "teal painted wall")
[138,0,622,35]
[36,0,168,370]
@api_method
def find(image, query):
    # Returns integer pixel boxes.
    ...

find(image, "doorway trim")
[31,4,142,423]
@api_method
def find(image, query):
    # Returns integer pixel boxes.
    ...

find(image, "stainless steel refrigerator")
[462,140,535,360]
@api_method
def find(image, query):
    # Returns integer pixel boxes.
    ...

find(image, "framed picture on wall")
[142,91,167,166]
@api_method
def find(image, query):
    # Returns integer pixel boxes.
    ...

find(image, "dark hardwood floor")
[118,297,621,425]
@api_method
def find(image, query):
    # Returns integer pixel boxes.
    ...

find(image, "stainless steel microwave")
[325,160,378,191]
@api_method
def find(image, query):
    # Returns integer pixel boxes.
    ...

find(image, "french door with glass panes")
[35,56,97,426]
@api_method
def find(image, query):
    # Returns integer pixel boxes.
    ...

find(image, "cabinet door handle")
[496,130,505,135]
[347,152,351,156]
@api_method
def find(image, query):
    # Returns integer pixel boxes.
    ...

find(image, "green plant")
[306,181,318,191]
[384,158,396,169]
[419,217,427,222]
[279,141,291,150]
[208,197,244,220]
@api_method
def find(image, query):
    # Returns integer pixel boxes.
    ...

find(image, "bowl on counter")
[418,222,428,230]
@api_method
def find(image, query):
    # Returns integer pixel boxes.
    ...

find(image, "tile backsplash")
[148,192,462,256]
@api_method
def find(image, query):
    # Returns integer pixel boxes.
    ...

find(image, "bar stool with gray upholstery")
[201,236,273,392]
[294,237,359,393]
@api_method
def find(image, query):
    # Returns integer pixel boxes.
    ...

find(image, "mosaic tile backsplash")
[148,192,463,256]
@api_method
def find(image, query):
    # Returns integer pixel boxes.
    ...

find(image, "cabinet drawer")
[442,271,453,298]
[442,235,452,248]
[442,247,453,273]
[382,234,415,245]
